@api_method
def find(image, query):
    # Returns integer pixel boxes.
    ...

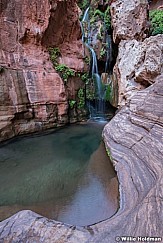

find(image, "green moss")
[94,9,104,19]
[49,47,60,66]
[49,48,75,83]
[55,64,75,82]
[104,6,111,31]
[81,73,90,84]
[90,6,111,32]
[86,86,95,100]
[97,32,102,40]
[69,100,76,109]
[78,0,89,12]
[106,147,113,161]
[84,56,90,65]
[77,88,85,109]
[104,84,112,101]
[149,10,163,35]
[100,47,106,59]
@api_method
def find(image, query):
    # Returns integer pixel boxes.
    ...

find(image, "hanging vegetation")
[149,10,163,35]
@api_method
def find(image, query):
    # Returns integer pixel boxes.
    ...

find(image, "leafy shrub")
[94,9,104,19]
[77,88,85,109]
[100,47,106,59]
[81,73,89,84]
[90,6,111,32]
[84,56,90,65]
[149,10,163,35]
[104,84,112,101]
[78,0,89,11]
[55,64,75,82]
[104,7,111,31]
[49,47,60,66]
[69,100,76,109]
[86,85,95,100]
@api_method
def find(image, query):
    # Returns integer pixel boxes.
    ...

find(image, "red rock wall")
[0,0,84,141]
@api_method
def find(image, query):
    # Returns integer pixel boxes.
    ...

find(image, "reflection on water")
[0,123,118,226]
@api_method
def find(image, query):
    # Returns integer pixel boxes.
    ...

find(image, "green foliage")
[78,0,89,12]
[49,47,60,66]
[48,47,75,83]
[98,25,104,40]
[94,9,104,19]
[81,73,89,84]
[106,147,113,161]
[104,84,112,101]
[90,6,111,32]
[104,7,111,31]
[97,32,102,40]
[69,100,76,109]
[86,86,95,100]
[149,10,163,35]
[84,56,90,65]
[55,64,75,82]
[100,47,106,59]
[90,9,104,24]
[77,88,85,109]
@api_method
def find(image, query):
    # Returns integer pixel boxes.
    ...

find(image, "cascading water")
[81,7,105,121]
[105,34,112,73]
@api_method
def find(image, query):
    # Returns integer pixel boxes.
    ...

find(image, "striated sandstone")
[0,0,85,142]
[110,0,149,43]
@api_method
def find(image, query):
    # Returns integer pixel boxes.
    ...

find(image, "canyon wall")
[0,0,85,142]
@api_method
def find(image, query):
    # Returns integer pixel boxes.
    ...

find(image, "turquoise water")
[0,123,118,226]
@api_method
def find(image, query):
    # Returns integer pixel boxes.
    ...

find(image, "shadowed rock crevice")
[42,0,81,47]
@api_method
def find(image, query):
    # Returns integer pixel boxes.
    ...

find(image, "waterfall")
[82,7,89,22]
[81,8,105,121]
[105,34,112,73]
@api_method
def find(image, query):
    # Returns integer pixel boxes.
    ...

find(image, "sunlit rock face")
[0,0,85,142]
[113,35,163,107]
[110,0,163,108]
[110,0,149,43]
[110,0,150,107]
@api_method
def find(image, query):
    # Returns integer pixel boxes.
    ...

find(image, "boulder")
[112,35,163,107]
[110,0,149,43]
